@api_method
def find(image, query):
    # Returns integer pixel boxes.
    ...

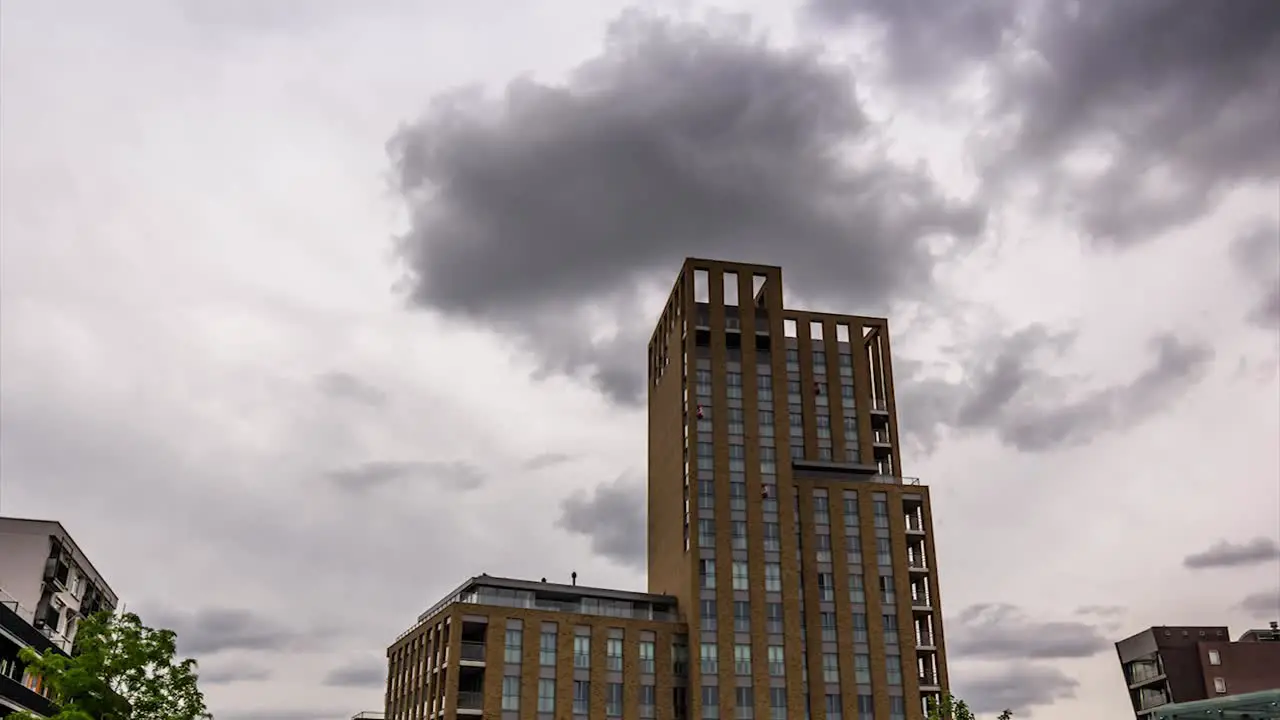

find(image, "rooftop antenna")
[571,571,578,586]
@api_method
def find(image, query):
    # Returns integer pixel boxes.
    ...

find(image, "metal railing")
[459,642,486,662]
[0,585,73,652]
[456,691,484,710]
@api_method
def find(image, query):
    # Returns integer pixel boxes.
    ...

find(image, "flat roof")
[414,574,678,625]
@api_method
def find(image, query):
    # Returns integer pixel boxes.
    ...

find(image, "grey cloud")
[322,656,387,688]
[1076,604,1126,618]
[219,711,347,720]
[812,0,1280,245]
[1238,587,1280,620]
[388,9,984,404]
[148,608,312,656]
[523,452,575,471]
[316,371,388,408]
[198,664,274,685]
[326,460,485,493]
[1185,537,1280,570]
[899,328,1214,453]
[953,663,1079,715]
[948,603,1109,660]
[1231,223,1280,330]
[556,474,645,569]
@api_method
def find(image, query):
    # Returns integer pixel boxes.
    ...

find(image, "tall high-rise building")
[646,259,948,720]
[386,258,949,720]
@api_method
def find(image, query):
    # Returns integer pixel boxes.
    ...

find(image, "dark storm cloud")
[1231,223,1280,330]
[953,663,1079,716]
[148,607,312,656]
[1238,587,1280,620]
[556,473,645,568]
[811,0,1280,245]
[948,603,1109,660]
[198,664,273,685]
[1185,537,1280,570]
[322,656,386,688]
[898,328,1214,453]
[326,460,485,493]
[316,371,388,407]
[522,452,576,471]
[388,10,984,404]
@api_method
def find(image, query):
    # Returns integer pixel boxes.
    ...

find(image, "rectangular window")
[701,643,719,674]
[883,614,899,645]
[574,680,591,715]
[730,481,747,511]
[847,534,862,564]
[640,684,657,718]
[574,635,591,668]
[674,641,689,675]
[825,694,842,720]
[607,637,624,671]
[822,653,839,683]
[852,612,868,643]
[607,682,624,717]
[763,522,781,551]
[877,538,892,566]
[701,559,717,589]
[889,696,906,720]
[858,696,874,714]
[539,678,556,712]
[702,600,718,626]
[849,574,865,604]
[1208,650,1221,665]
[736,687,755,720]
[766,603,784,633]
[703,686,721,719]
[699,519,716,547]
[733,562,750,590]
[1214,677,1227,694]
[817,572,834,601]
[540,631,557,666]
[700,480,716,508]
[732,521,748,550]
[886,654,902,686]
[767,645,785,677]
[735,644,752,675]
[813,496,830,524]
[640,640,656,674]
[880,575,896,605]
[815,534,832,563]
[821,612,837,642]
[769,687,787,720]
[765,563,782,591]
[505,627,523,663]
[502,676,520,711]
[734,601,751,632]
[873,500,889,528]
[854,654,871,684]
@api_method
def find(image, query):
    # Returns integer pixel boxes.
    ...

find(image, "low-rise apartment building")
[387,575,687,720]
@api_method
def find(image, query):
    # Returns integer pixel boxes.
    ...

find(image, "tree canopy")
[10,610,211,720]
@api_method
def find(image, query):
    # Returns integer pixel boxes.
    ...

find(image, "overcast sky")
[2,1,1278,718]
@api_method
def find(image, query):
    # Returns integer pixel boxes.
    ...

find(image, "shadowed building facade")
[386,259,950,720]
[646,259,948,720]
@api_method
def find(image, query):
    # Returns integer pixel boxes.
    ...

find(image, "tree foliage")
[925,694,1013,720]
[10,610,211,720]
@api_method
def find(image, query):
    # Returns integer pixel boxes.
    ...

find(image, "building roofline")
[0,516,118,602]
[414,574,678,625]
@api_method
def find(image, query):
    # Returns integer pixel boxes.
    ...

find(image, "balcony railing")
[871,398,888,411]
[460,642,486,662]
[919,673,941,688]
[916,633,935,647]
[457,691,484,710]
[1,586,73,652]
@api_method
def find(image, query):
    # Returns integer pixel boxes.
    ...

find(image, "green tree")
[925,694,1013,720]
[10,610,211,720]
